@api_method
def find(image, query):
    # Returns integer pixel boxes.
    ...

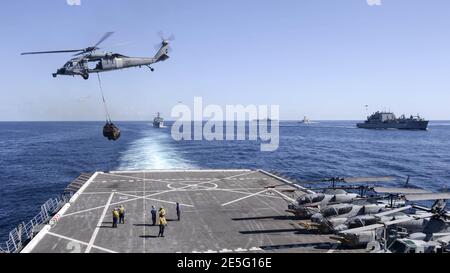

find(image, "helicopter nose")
[334,224,348,232]
[311,213,324,223]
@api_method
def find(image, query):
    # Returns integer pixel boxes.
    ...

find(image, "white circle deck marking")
[167,182,218,190]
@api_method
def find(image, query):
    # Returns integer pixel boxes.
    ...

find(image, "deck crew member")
[118,205,125,224]
[112,208,119,228]
[151,206,157,226]
[158,207,167,237]
[176,202,181,221]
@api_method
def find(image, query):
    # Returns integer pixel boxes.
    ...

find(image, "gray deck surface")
[29,170,364,253]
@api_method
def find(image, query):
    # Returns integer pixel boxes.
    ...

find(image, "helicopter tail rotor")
[155,31,175,52]
[158,31,175,42]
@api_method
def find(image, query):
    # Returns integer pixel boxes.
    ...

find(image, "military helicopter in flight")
[21,32,173,80]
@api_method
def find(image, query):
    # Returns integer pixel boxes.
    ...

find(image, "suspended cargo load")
[103,122,121,141]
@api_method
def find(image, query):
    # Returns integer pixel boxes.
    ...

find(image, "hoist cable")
[96,73,112,123]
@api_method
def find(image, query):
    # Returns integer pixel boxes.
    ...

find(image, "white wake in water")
[117,129,196,170]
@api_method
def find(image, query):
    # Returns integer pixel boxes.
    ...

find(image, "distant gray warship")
[153,112,164,128]
[357,111,428,130]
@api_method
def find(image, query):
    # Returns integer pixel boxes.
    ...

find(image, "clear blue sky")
[1,0,450,121]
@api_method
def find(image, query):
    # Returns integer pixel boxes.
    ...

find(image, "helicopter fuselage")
[53,43,170,80]
[54,54,164,80]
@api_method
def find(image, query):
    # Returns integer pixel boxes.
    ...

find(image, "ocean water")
[1,121,450,242]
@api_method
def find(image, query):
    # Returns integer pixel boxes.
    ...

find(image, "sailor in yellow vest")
[118,205,125,224]
[112,208,119,228]
[158,207,167,237]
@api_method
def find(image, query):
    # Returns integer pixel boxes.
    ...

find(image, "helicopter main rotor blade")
[73,51,87,56]
[94,31,115,48]
[22,32,114,56]
[21,49,83,55]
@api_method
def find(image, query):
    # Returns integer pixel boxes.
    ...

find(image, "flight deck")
[22,170,365,253]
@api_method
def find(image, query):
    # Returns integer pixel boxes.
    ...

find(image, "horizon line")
[1,119,450,122]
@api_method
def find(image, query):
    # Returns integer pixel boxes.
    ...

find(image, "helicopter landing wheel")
[52,73,57,78]
[151,68,154,72]
[82,73,89,80]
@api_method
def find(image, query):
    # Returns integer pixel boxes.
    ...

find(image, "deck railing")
[0,193,72,253]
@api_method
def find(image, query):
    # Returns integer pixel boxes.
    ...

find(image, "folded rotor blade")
[405,192,450,201]
[373,187,431,194]
[383,213,433,226]
[343,176,396,183]
[270,189,297,203]
[340,212,433,234]
[437,234,450,245]
[375,205,412,217]
[299,176,396,184]
[339,224,385,234]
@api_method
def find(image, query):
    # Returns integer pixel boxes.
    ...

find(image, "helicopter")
[305,202,391,233]
[265,175,397,219]
[21,32,173,80]
[336,192,450,250]
[306,187,435,236]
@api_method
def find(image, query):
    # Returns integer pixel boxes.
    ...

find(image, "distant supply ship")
[299,116,311,124]
[153,112,164,128]
[252,118,274,122]
[357,111,428,130]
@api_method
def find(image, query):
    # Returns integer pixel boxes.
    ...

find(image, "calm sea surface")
[1,121,449,241]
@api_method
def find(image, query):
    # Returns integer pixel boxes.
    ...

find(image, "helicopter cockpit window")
[364,218,377,225]
[311,194,325,203]
[298,195,312,205]
[333,189,347,195]
[65,62,74,68]
[390,241,407,253]
[337,206,353,215]
[322,207,338,217]
[348,218,364,228]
